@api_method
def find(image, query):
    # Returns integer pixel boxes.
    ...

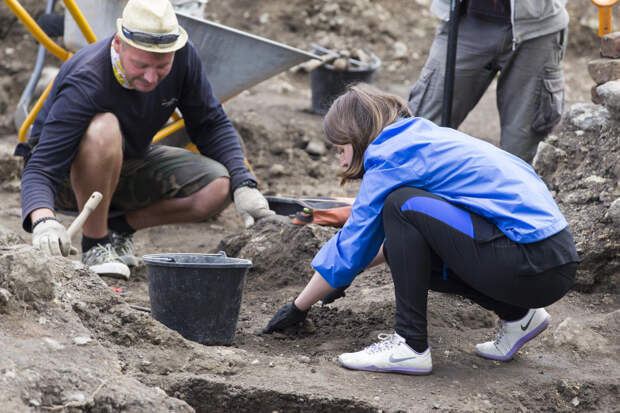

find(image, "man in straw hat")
[15,0,274,279]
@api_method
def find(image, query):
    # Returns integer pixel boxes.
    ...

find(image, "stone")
[73,336,92,346]
[600,32,620,59]
[591,85,604,105]
[604,198,620,225]
[43,337,65,350]
[0,288,10,309]
[269,163,287,177]
[566,103,610,131]
[550,317,608,354]
[0,224,24,247]
[0,246,56,303]
[532,141,567,178]
[305,139,326,156]
[587,58,620,85]
[332,58,349,71]
[0,142,23,184]
[596,80,620,113]
[393,41,408,60]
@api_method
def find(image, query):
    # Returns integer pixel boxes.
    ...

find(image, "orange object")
[591,0,619,37]
[292,205,352,227]
[109,286,123,293]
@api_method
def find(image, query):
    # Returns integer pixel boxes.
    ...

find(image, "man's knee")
[208,177,230,201]
[190,177,231,219]
[82,113,123,155]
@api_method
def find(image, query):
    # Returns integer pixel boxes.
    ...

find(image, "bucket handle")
[148,256,176,263]
[146,251,227,263]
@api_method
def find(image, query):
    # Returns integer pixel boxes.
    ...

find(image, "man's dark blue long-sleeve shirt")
[18,36,253,231]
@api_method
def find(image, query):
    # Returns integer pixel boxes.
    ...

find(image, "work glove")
[233,186,275,228]
[261,301,308,334]
[321,285,350,306]
[32,218,72,257]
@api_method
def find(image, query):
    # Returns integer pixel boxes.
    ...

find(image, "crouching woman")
[262,84,579,375]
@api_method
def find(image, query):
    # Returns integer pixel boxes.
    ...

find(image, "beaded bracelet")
[32,216,59,230]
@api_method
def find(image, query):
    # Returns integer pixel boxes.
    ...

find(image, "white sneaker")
[475,308,550,361]
[82,243,130,280]
[338,332,432,375]
[111,232,138,267]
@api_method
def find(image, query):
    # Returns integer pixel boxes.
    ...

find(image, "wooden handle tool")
[67,191,103,238]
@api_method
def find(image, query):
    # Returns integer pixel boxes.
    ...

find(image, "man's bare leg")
[125,177,231,230]
[70,112,123,238]
[69,112,129,279]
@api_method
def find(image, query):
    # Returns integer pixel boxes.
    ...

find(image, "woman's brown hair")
[323,83,412,182]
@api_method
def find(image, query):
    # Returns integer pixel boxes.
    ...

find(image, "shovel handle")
[67,192,103,238]
[590,0,619,37]
[598,6,613,36]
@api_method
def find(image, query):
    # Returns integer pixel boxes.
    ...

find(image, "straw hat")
[116,0,188,53]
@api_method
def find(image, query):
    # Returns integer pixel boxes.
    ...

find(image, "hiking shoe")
[111,232,138,267]
[82,243,130,279]
[338,332,432,375]
[475,308,550,361]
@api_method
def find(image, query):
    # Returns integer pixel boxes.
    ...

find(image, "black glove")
[261,302,308,334]
[321,285,350,306]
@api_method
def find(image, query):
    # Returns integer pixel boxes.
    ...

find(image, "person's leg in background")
[496,29,567,163]
[407,15,510,127]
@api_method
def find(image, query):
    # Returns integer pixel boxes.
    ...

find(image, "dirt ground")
[0,1,619,412]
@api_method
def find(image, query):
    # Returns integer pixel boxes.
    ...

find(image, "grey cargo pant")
[408,15,567,163]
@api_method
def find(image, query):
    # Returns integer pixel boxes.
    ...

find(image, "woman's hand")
[261,302,308,334]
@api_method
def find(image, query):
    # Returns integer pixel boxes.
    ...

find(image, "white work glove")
[32,218,72,257]
[233,186,275,228]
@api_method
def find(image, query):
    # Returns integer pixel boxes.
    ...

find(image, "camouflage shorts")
[55,145,229,212]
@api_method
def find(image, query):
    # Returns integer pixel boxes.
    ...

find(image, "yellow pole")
[63,0,98,43]
[3,0,71,61]
[152,119,185,144]
[18,78,54,142]
[599,6,613,36]
[590,0,619,37]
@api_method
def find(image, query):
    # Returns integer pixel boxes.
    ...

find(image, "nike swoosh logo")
[521,312,536,331]
[388,354,418,363]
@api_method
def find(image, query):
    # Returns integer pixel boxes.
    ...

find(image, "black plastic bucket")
[310,54,381,115]
[143,251,252,346]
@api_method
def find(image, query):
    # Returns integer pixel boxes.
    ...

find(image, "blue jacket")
[312,117,568,287]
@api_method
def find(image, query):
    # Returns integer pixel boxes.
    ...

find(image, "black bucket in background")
[143,252,252,346]
[310,54,381,115]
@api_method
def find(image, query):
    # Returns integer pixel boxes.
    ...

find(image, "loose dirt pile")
[0,1,619,412]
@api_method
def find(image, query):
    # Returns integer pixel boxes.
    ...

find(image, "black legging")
[382,187,576,352]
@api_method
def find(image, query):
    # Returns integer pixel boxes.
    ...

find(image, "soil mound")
[534,104,619,292]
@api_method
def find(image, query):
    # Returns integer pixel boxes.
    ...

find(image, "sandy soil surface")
[0,1,618,412]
